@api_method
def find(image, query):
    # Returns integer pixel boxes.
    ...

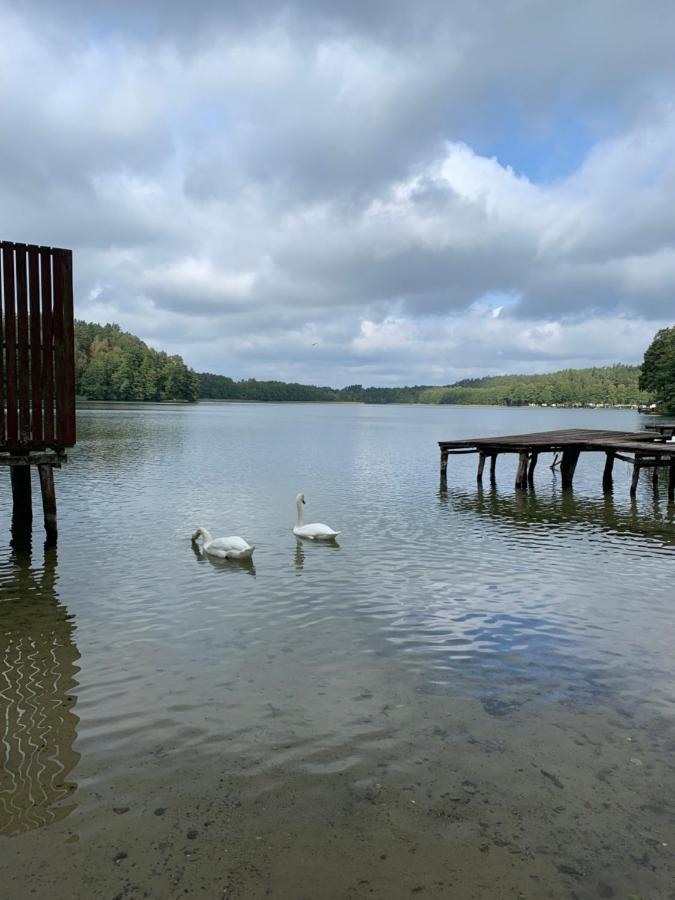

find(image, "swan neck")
[296,500,304,528]
[199,527,212,544]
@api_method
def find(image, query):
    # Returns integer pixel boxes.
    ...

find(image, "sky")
[1,0,674,387]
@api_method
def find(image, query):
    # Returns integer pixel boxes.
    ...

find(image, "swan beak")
[302,499,306,504]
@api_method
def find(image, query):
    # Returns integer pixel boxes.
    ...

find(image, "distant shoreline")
[75,397,648,411]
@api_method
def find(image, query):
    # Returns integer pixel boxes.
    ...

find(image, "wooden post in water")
[10,462,32,539]
[560,448,580,490]
[602,451,615,493]
[515,451,529,490]
[38,465,58,543]
[668,460,674,502]
[490,453,498,484]
[440,449,448,488]
[630,457,640,497]
[652,455,660,489]
[527,452,538,488]
[477,452,486,483]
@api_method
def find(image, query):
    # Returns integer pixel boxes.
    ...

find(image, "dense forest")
[639,326,675,413]
[76,319,667,408]
[198,364,649,407]
[75,321,199,401]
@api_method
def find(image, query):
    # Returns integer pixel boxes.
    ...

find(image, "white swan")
[293,492,340,540]
[191,527,255,560]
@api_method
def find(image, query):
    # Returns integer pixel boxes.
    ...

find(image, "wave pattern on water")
[1,404,674,817]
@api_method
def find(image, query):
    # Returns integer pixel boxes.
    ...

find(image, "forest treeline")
[198,364,649,406]
[75,319,662,408]
[75,321,199,401]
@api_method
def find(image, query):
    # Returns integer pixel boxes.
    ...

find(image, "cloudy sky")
[1,1,674,386]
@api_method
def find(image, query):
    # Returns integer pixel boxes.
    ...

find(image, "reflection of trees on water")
[0,544,80,836]
[441,484,675,546]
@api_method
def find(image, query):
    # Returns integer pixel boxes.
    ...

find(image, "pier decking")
[439,427,675,499]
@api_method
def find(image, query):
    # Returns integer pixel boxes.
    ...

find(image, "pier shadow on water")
[0,541,80,836]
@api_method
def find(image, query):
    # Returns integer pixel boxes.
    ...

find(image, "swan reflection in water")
[0,542,81,836]
[191,541,256,577]
[294,536,341,572]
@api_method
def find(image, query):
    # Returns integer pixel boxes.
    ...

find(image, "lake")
[1,403,673,899]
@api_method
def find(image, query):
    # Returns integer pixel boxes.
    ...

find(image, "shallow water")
[1,403,673,899]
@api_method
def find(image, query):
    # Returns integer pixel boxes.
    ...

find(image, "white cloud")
[0,0,673,384]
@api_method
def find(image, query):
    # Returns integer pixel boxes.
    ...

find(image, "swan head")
[296,492,306,505]
[191,528,204,542]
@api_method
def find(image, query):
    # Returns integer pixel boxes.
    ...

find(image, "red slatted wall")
[0,241,76,450]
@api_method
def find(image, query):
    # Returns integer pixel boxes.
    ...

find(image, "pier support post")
[38,465,58,544]
[560,449,580,490]
[652,456,660,489]
[602,451,615,493]
[490,453,498,484]
[515,451,529,490]
[630,458,640,498]
[527,452,538,488]
[668,460,674,502]
[477,452,486,483]
[440,450,448,488]
[10,463,32,533]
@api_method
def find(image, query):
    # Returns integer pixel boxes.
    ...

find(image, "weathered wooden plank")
[28,245,43,443]
[52,249,76,447]
[3,244,18,445]
[15,248,31,442]
[40,247,55,445]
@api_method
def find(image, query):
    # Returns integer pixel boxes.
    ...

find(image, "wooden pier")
[1,241,76,544]
[439,427,675,500]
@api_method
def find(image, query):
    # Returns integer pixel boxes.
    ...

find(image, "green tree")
[75,321,199,402]
[640,325,675,413]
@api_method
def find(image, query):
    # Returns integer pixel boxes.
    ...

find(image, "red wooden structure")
[1,240,76,542]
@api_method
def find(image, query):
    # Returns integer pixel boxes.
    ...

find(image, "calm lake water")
[1,403,673,899]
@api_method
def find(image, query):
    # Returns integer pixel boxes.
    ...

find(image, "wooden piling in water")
[477,452,486,483]
[630,459,641,497]
[515,451,529,490]
[560,448,580,490]
[10,464,32,533]
[652,456,660,489]
[602,451,615,493]
[38,465,58,543]
[527,452,538,488]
